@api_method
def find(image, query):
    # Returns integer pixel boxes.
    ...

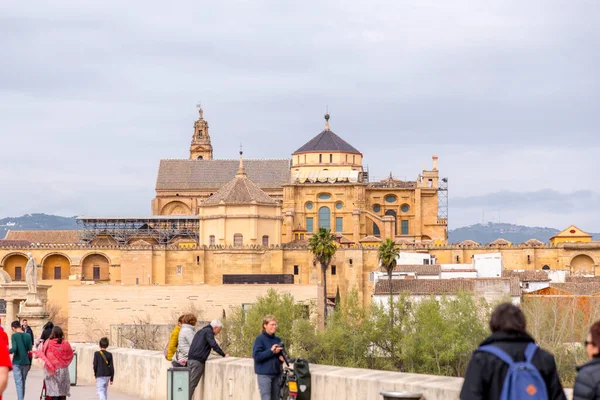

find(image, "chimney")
[432,155,439,171]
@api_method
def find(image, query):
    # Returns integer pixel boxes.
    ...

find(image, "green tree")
[221,289,317,359]
[314,289,369,367]
[308,227,337,325]
[368,293,411,370]
[334,286,341,311]
[377,238,399,328]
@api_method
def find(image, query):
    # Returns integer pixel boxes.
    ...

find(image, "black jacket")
[23,326,34,346]
[460,332,566,400]
[188,325,225,363]
[573,358,600,400]
[93,350,115,382]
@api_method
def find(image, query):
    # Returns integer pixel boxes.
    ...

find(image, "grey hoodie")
[174,324,196,361]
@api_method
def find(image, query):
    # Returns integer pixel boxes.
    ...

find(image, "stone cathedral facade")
[152,108,448,246]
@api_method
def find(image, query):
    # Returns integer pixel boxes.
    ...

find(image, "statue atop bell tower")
[190,103,213,160]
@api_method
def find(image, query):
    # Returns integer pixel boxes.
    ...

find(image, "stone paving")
[4,366,142,400]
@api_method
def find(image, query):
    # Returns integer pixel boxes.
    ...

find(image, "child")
[93,337,114,400]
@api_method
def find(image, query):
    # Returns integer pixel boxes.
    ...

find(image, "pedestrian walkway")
[4,366,142,400]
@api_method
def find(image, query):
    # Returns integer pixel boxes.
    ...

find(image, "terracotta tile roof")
[381,264,441,275]
[202,170,276,205]
[374,279,475,295]
[442,269,478,273]
[359,235,382,243]
[156,159,291,190]
[566,276,600,283]
[394,238,415,245]
[523,238,545,247]
[549,283,600,296]
[293,129,361,154]
[334,234,354,244]
[4,230,79,244]
[458,240,479,247]
[0,239,33,246]
[489,238,511,246]
[502,270,550,282]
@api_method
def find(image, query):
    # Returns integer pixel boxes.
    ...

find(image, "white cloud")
[0,0,598,229]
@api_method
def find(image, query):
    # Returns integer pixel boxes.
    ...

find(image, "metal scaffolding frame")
[76,216,200,245]
[438,177,449,220]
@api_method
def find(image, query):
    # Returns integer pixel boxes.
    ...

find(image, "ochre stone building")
[153,109,448,245]
[1,107,599,337]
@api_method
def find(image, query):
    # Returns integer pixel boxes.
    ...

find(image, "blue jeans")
[97,376,110,400]
[257,374,281,400]
[13,364,31,400]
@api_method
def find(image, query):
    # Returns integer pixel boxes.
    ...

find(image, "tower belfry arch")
[190,104,213,160]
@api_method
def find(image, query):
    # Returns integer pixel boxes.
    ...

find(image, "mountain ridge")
[1,214,599,243]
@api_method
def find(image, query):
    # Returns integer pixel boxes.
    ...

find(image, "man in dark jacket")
[573,320,600,400]
[187,320,228,399]
[460,303,566,400]
[21,319,34,346]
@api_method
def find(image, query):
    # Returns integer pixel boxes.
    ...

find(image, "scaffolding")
[77,216,199,245]
[438,177,449,220]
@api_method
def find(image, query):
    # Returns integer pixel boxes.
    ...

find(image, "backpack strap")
[524,343,538,363]
[478,345,515,366]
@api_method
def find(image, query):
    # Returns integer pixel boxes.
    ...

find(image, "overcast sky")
[1,0,598,231]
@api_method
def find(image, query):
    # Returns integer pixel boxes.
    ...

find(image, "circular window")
[318,193,331,200]
[373,204,381,213]
[306,202,313,210]
[336,202,343,210]
[385,195,397,203]
[401,204,410,213]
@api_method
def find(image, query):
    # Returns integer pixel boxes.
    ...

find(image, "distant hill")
[1,214,599,245]
[448,222,600,244]
[0,213,78,239]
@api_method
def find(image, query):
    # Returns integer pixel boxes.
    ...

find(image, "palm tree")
[308,227,337,326]
[378,238,399,328]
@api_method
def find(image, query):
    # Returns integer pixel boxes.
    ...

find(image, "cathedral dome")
[293,114,361,155]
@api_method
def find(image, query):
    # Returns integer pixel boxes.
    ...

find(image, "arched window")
[542,265,550,270]
[373,222,380,236]
[234,234,243,247]
[318,206,331,230]
[209,235,216,246]
[197,155,203,160]
[385,209,397,236]
[262,235,269,247]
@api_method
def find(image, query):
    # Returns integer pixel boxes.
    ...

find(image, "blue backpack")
[478,343,548,400]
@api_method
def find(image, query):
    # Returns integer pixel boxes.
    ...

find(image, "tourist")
[573,320,600,399]
[173,314,197,367]
[252,315,283,400]
[167,315,184,366]
[21,319,34,345]
[460,303,565,400]
[0,342,12,400]
[0,319,8,348]
[187,319,229,398]
[93,337,114,400]
[35,326,74,400]
[9,321,32,400]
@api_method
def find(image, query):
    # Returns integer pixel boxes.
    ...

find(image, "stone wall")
[68,284,318,342]
[73,344,574,400]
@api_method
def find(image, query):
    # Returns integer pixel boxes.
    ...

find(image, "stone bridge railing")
[72,344,573,400]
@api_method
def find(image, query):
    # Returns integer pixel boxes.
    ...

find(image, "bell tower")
[189,104,213,160]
